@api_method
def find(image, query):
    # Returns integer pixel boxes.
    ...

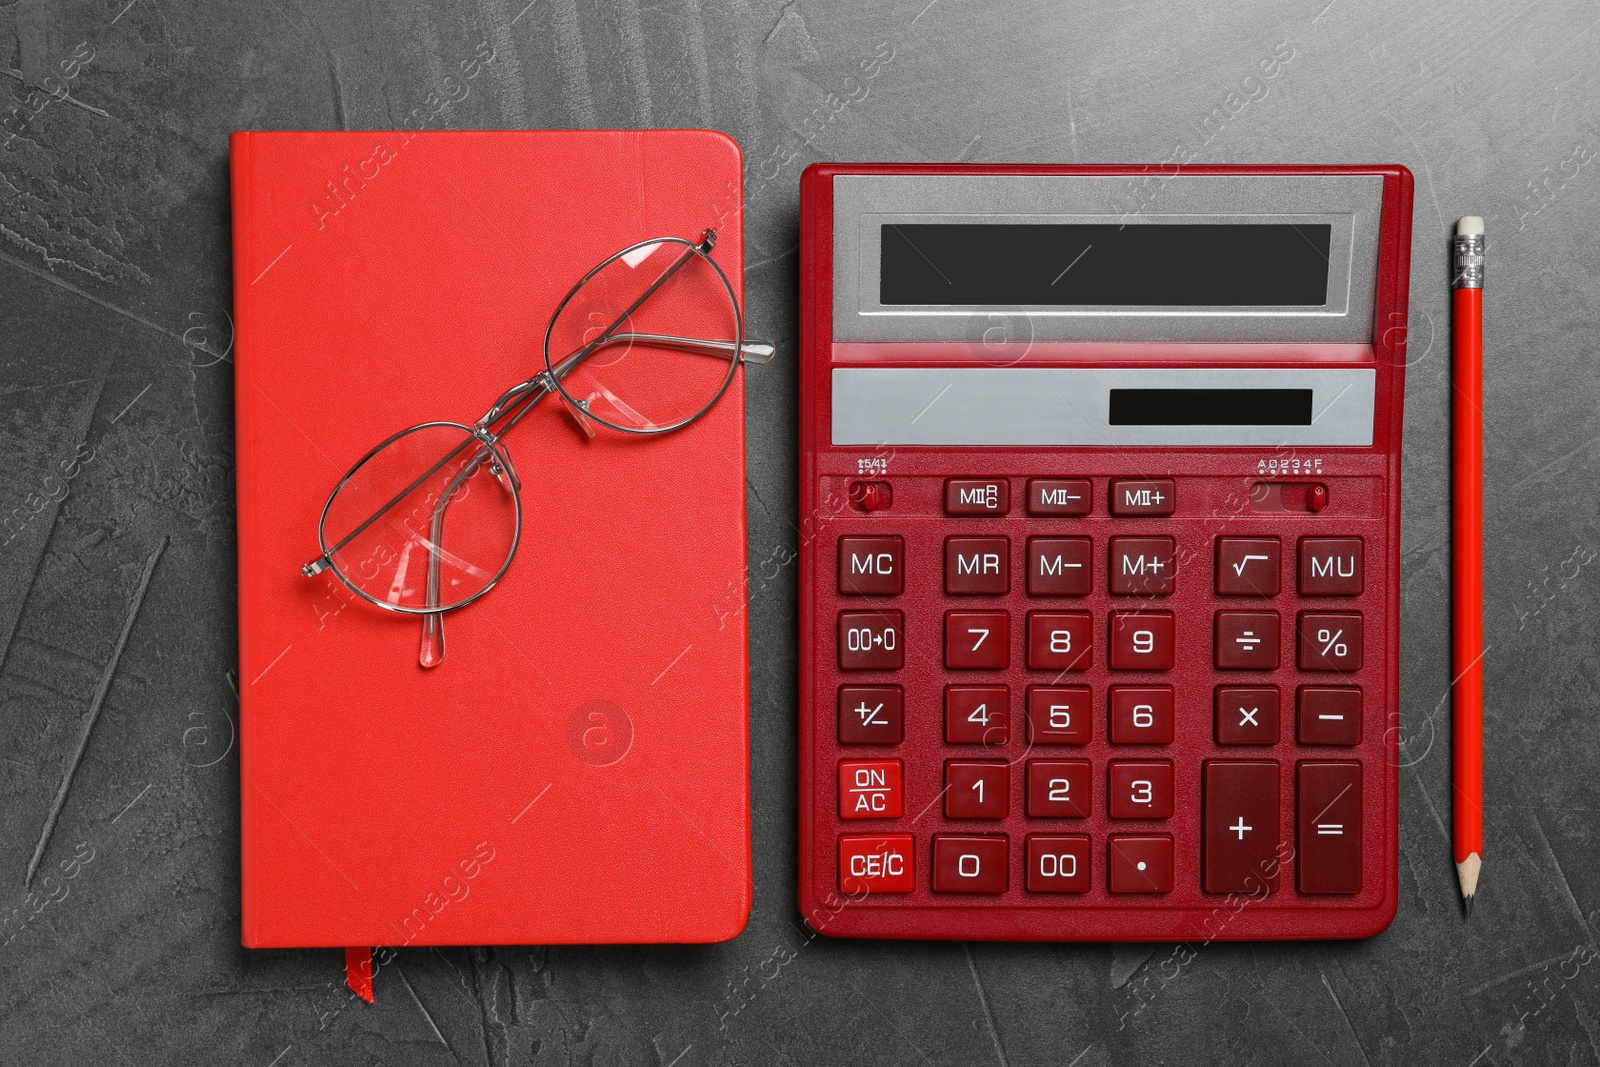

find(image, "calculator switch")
[1297,761,1362,893]
[945,760,1009,819]
[1027,478,1092,516]
[1025,835,1091,892]
[838,536,904,596]
[945,685,1010,745]
[931,835,1009,893]
[1107,760,1174,819]
[1109,612,1176,670]
[838,685,904,745]
[1299,537,1364,596]
[1215,537,1281,596]
[1026,612,1093,671]
[1109,479,1175,516]
[945,478,1010,515]
[1026,760,1092,817]
[838,611,904,671]
[1108,686,1175,744]
[1109,537,1176,596]
[838,759,903,819]
[1297,686,1362,745]
[1027,537,1093,596]
[848,480,893,512]
[1202,760,1281,894]
[1025,686,1093,744]
[839,834,914,894]
[1298,612,1363,672]
[946,611,1010,670]
[1214,686,1280,745]
[1107,835,1174,893]
[945,536,1010,595]
[1214,611,1280,670]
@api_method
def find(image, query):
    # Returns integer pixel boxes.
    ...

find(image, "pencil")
[1451,215,1485,916]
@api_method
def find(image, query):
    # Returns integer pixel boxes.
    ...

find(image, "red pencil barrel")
[1451,286,1484,863]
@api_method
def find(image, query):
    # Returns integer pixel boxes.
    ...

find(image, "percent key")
[1298,612,1363,672]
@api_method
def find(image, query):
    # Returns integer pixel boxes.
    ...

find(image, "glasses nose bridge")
[477,375,549,430]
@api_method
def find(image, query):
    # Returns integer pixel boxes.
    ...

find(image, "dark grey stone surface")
[2,0,1597,1063]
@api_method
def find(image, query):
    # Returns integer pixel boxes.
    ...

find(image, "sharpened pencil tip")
[1462,894,1474,919]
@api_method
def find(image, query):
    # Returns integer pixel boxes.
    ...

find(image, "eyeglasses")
[301,229,773,668]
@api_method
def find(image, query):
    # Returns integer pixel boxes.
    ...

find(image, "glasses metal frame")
[301,228,773,665]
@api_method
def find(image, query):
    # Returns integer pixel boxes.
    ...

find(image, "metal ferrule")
[1452,233,1484,289]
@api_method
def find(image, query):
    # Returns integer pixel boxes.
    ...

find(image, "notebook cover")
[231,129,751,947]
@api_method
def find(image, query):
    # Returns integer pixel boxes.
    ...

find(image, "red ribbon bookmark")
[344,946,374,1003]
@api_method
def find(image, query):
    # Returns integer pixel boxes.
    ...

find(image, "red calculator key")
[945,478,1009,515]
[839,759,903,820]
[838,611,903,671]
[1298,686,1362,745]
[1299,537,1364,596]
[946,611,1010,670]
[1109,686,1175,744]
[932,835,1009,893]
[1027,537,1093,596]
[1026,760,1091,817]
[1216,537,1281,596]
[1109,612,1175,670]
[838,536,904,596]
[1026,612,1092,671]
[945,686,1009,745]
[1025,686,1092,744]
[1027,478,1092,516]
[1109,479,1175,516]
[1214,686,1279,745]
[838,834,914,894]
[1203,760,1280,894]
[946,536,1010,595]
[1107,760,1174,819]
[1298,612,1363,672]
[1025,835,1091,892]
[1214,611,1280,670]
[945,760,1009,819]
[1107,835,1174,893]
[1109,537,1176,596]
[1298,761,1362,894]
[839,685,904,745]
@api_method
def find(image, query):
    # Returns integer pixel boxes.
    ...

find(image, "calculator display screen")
[879,223,1332,307]
[1108,388,1314,426]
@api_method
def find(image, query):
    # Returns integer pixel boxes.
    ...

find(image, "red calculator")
[797,163,1412,940]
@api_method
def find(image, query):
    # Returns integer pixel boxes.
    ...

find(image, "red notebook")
[231,130,751,949]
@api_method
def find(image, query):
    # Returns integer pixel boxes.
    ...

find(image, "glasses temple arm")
[417,446,492,667]
[598,333,776,364]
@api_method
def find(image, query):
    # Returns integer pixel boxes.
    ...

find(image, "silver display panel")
[830,367,1376,447]
[832,173,1384,344]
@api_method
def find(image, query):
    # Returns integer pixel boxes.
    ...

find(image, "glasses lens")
[544,237,742,433]
[320,423,519,613]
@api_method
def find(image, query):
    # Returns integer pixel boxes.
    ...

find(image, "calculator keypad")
[822,474,1382,915]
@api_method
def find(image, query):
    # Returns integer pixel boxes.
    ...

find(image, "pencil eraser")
[1456,216,1485,235]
